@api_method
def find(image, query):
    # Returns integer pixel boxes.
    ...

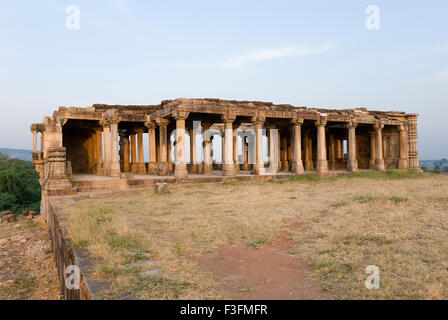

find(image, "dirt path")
[0,215,61,300]
[196,237,331,300]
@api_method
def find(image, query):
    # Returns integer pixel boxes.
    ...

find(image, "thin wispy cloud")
[195,45,335,69]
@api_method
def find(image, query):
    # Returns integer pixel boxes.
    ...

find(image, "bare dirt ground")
[196,236,331,299]
[0,215,61,300]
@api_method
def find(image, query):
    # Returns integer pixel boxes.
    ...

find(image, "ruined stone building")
[30,98,421,195]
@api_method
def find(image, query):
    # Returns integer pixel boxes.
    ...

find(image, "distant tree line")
[0,152,41,213]
[420,159,448,173]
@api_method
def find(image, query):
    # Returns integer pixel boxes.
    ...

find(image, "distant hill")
[0,148,33,161]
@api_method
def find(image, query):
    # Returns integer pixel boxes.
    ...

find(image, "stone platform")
[71,170,356,193]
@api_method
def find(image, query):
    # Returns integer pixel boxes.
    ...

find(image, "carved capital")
[30,123,44,133]
[346,120,358,129]
[291,117,304,126]
[155,118,170,127]
[221,112,237,123]
[314,117,327,127]
[171,110,189,120]
[251,116,265,125]
[145,120,156,129]
[374,121,384,131]
[102,109,120,125]
[397,123,407,133]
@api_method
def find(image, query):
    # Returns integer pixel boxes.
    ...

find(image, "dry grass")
[55,171,448,299]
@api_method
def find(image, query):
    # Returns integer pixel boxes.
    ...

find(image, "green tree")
[0,159,41,212]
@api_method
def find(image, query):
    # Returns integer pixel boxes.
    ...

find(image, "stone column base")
[369,159,375,170]
[175,163,188,179]
[253,163,265,175]
[329,160,337,170]
[347,159,358,172]
[291,160,304,174]
[223,164,235,176]
[110,162,121,177]
[158,162,169,176]
[136,163,147,175]
[375,159,385,171]
[189,164,198,174]
[243,163,250,171]
[304,160,314,171]
[398,159,408,169]
[282,161,290,171]
[234,163,240,174]
[147,162,158,175]
[316,160,329,174]
[103,163,111,176]
[131,163,138,174]
[203,163,213,175]
[96,163,104,175]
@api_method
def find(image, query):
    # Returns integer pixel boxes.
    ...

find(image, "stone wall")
[42,196,95,300]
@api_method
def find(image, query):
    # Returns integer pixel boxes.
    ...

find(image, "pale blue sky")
[1,0,447,159]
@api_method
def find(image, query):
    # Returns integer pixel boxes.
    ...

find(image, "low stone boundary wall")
[42,196,100,300]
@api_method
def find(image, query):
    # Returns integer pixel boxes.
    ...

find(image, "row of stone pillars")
[95,115,413,178]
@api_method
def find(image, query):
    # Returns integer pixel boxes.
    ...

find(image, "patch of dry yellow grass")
[54,172,448,299]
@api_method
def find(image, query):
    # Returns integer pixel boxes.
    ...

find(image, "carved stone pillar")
[145,121,158,175]
[95,130,103,174]
[109,122,121,177]
[101,123,112,176]
[189,126,197,174]
[233,131,240,174]
[277,131,282,170]
[369,130,376,169]
[136,129,146,175]
[291,119,304,174]
[406,114,421,171]
[398,124,408,169]
[120,131,130,173]
[156,118,170,176]
[328,134,336,170]
[222,114,236,176]
[281,137,288,171]
[173,111,189,179]
[130,133,137,173]
[315,116,328,174]
[267,126,278,173]
[252,115,265,175]
[32,130,37,153]
[168,134,173,173]
[202,123,213,175]
[243,135,249,171]
[374,121,385,171]
[347,120,358,172]
[304,129,314,171]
